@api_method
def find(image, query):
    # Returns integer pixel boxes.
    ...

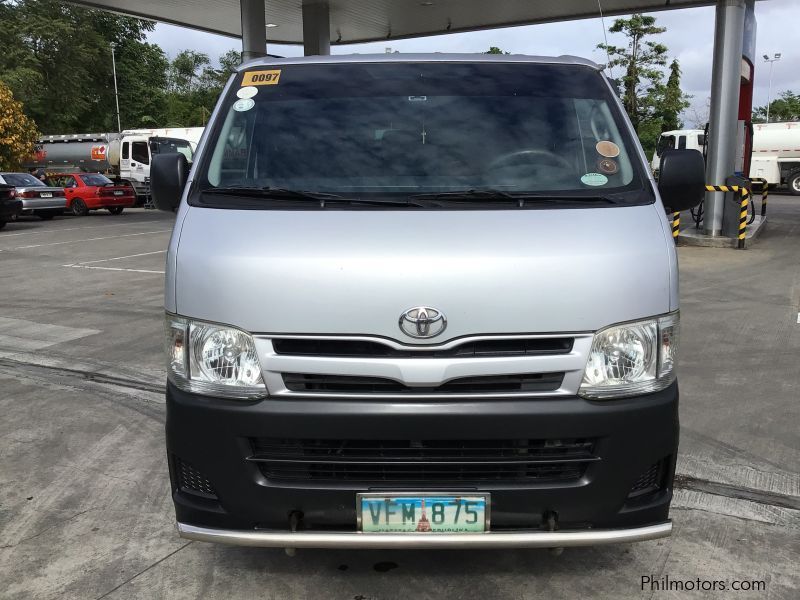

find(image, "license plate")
[40,192,53,198]
[113,191,123,196]
[358,493,488,533]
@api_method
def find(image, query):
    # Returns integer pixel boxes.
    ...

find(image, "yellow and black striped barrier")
[704,184,749,249]
[671,211,680,239]
[750,177,769,219]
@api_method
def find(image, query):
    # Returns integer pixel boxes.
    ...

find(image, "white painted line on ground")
[63,249,167,267]
[0,220,166,237]
[0,230,170,252]
[63,265,165,274]
[797,312,800,324]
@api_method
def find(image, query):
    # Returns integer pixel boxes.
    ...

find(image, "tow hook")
[544,511,564,556]
[285,510,303,557]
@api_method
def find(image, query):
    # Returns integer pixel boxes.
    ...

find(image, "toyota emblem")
[399,306,447,338]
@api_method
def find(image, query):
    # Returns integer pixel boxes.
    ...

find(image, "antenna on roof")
[597,0,614,79]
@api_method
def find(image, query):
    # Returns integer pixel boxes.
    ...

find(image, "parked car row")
[0,171,137,230]
[46,172,136,216]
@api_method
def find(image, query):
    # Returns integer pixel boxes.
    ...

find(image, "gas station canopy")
[73,0,717,45]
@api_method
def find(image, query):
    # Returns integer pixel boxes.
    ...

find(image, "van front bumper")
[166,381,679,548]
[177,521,672,548]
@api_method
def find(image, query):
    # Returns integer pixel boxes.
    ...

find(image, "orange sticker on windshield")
[242,70,281,86]
[596,141,620,158]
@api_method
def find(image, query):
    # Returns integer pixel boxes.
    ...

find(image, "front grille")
[282,372,564,394]
[628,461,663,498]
[272,337,573,358]
[174,456,217,499]
[249,438,597,483]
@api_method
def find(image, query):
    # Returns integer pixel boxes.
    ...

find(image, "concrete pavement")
[0,203,798,599]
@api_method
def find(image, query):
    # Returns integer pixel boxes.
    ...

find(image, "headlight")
[578,312,679,399]
[165,314,266,399]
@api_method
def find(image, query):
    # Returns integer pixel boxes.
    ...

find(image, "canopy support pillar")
[241,0,267,63]
[303,1,331,56]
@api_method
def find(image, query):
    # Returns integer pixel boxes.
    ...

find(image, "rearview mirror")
[657,149,705,212]
[151,153,189,212]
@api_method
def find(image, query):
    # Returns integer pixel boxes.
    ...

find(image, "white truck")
[26,128,203,202]
[652,123,800,194]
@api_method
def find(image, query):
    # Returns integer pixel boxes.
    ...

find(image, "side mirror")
[151,153,189,212]
[658,149,706,212]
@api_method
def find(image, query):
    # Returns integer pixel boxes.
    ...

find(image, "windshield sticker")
[595,141,620,158]
[581,172,608,187]
[237,86,258,99]
[232,98,255,112]
[597,158,619,175]
[241,70,281,86]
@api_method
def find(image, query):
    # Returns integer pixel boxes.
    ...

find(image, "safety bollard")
[704,184,749,249]
[671,212,680,240]
[751,178,769,218]
[737,187,749,249]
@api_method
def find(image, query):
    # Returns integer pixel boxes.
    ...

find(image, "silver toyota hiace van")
[152,54,705,549]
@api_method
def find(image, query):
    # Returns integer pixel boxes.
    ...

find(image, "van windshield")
[198,61,647,206]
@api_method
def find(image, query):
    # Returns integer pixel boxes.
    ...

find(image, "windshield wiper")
[202,186,345,201]
[202,186,429,207]
[408,189,618,206]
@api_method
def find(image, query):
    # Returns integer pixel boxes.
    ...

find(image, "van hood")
[172,204,675,341]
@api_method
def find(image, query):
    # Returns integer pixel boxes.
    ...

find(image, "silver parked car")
[0,172,67,220]
[150,54,706,551]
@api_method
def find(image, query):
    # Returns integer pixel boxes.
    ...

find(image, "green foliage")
[0,0,154,132]
[659,60,691,132]
[485,47,510,55]
[598,14,667,130]
[0,0,236,133]
[598,14,691,154]
[753,91,800,123]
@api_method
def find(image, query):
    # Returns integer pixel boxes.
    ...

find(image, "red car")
[47,173,136,216]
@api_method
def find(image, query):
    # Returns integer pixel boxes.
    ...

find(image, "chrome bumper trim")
[177,521,671,549]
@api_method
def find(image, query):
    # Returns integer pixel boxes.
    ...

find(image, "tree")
[753,91,800,123]
[0,0,157,132]
[115,41,169,128]
[0,80,39,170]
[659,59,691,132]
[485,47,510,55]
[598,14,668,130]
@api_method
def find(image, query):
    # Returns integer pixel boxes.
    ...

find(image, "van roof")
[238,53,602,71]
[660,129,704,136]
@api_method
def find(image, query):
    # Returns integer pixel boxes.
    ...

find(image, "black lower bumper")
[166,381,678,536]
[0,199,22,220]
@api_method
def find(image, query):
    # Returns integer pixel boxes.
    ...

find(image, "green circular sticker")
[581,172,608,187]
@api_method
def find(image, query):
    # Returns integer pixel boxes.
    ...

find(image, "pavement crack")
[0,356,165,395]
[95,541,193,600]
[674,474,800,511]
[1,508,98,549]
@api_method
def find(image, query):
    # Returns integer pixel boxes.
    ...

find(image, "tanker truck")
[651,123,800,194]
[25,128,203,203]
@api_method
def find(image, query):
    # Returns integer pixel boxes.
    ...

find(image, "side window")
[677,136,687,150]
[656,135,675,157]
[132,141,150,165]
[65,176,77,188]
[122,142,129,160]
[698,134,706,148]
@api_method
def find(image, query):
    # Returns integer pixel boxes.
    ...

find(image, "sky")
[148,0,800,125]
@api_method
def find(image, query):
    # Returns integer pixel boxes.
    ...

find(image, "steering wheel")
[488,148,574,172]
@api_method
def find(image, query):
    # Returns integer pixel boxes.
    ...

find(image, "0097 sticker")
[241,70,281,86]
